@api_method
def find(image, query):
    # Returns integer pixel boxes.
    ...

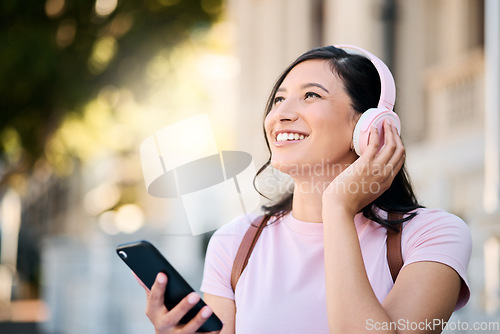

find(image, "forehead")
[280,59,340,87]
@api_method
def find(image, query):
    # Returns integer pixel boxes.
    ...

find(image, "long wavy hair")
[253,45,422,229]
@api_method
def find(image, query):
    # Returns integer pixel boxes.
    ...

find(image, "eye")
[305,92,321,99]
[273,96,285,105]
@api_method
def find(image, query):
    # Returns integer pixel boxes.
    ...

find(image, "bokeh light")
[114,204,144,234]
[45,0,65,18]
[83,183,121,216]
[95,0,118,17]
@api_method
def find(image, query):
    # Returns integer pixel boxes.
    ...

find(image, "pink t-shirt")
[200,208,471,334]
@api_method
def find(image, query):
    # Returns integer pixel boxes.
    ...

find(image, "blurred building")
[227,0,499,327]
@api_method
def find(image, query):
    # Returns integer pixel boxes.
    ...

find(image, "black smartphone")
[116,240,223,332]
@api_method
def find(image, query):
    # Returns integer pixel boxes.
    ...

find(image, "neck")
[291,173,338,223]
[292,183,324,223]
[283,155,357,222]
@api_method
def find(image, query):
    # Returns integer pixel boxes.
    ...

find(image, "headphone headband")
[334,44,396,111]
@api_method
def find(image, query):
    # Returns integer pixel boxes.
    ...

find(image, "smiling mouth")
[276,132,309,142]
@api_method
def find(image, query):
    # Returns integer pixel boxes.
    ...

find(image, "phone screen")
[116,240,223,332]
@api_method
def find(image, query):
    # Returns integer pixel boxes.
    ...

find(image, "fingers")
[363,124,381,159]
[164,292,201,326]
[382,120,405,170]
[146,273,168,319]
[180,305,215,333]
[156,295,215,333]
[145,272,215,333]
[367,121,404,164]
[361,121,404,188]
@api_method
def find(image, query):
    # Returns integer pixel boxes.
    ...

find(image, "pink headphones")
[335,44,401,156]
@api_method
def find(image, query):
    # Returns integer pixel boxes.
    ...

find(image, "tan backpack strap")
[231,215,270,292]
[387,212,404,283]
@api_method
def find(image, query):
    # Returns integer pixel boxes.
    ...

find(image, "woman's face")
[264,59,360,178]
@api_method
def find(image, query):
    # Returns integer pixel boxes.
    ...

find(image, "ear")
[351,111,362,128]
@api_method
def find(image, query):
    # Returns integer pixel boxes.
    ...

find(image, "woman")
[140,45,472,334]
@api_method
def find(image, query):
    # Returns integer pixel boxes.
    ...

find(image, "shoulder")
[402,207,472,254]
[206,213,263,257]
[201,214,262,299]
[401,208,472,310]
[211,213,260,239]
[401,207,472,275]
[404,208,470,239]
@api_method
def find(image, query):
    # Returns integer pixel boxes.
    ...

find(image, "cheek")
[315,116,354,148]
[264,113,274,139]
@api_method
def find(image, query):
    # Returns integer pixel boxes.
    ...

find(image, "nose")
[275,99,299,122]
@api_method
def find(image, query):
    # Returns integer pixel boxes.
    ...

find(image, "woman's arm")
[322,121,461,333]
[204,293,236,334]
[323,207,460,334]
[383,261,461,332]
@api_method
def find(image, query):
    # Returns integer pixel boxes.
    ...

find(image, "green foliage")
[0,0,222,180]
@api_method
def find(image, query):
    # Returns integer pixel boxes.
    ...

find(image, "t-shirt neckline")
[283,211,366,236]
[283,211,325,236]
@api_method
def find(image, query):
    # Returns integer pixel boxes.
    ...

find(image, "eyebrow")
[276,82,330,94]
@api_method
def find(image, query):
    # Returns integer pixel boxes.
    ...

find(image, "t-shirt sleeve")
[200,216,252,300]
[401,209,472,310]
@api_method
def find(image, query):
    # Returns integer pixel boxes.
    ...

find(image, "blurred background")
[0,0,499,333]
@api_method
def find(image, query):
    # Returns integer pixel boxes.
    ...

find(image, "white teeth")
[275,132,308,142]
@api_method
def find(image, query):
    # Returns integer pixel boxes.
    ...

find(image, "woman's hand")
[323,120,405,217]
[136,272,220,334]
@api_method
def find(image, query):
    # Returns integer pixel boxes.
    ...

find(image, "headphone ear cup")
[352,108,401,156]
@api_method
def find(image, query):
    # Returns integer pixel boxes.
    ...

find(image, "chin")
[271,158,315,178]
[271,152,356,178]
[270,159,295,174]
